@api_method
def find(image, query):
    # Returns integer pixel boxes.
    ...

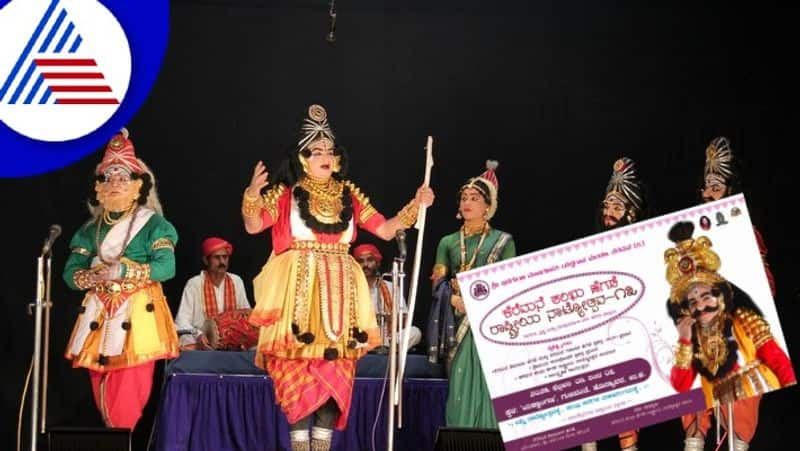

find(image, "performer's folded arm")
[140,246,176,282]
[142,221,178,282]
[63,227,95,290]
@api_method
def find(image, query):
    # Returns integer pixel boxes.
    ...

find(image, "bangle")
[73,270,96,290]
[124,261,151,283]
[674,341,693,369]
[242,188,263,218]
[396,200,419,228]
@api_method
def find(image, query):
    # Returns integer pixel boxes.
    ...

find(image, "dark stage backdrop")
[2,1,798,450]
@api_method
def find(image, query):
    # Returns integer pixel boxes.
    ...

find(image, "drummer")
[175,237,251,349]
[352,243,421,351]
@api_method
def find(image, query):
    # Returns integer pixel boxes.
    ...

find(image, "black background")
[2,1,798,450]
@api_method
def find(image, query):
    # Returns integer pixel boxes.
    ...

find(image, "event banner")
[456,194,793,450]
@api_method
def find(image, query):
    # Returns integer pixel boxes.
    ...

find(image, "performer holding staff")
[242,104,434,451]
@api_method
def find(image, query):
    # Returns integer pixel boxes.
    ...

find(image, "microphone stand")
[385,251,406,451]
[28,246,55,450]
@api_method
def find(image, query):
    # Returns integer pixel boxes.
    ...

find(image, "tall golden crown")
[664,234,724,304]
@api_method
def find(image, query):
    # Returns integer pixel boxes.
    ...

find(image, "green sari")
[433,227,515,428]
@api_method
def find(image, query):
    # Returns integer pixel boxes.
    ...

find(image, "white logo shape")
[0,0,131,142]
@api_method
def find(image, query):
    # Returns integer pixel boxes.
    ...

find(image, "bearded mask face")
[95,171,143,212]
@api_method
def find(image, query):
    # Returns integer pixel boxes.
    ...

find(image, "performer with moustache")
[427,160,516,428]
[672,137,783,451]
[242,105,435,451]
[582,157,651,451]
[699,137,775,295]
[664,221,795,451]
[174,237,251,349]
[62,129,180,429]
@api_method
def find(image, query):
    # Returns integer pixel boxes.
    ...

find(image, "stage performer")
[426,160,516,428]
[174,237,251,350]
[665,221,795,451]
[676,136,781,451]
[242,104,435,451]
[63,129,180,429]
[582,157,652,451]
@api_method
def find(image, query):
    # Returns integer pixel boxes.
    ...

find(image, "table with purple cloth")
[151,351,448,451]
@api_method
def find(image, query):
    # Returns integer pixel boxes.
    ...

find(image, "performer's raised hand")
[247,161,269,197]
[415,185,435,208]
[676,316,695,341]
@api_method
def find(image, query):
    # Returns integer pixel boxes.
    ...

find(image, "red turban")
[352,243,382,262]
[201,237,233,258]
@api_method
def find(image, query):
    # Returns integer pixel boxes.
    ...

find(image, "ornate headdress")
[297,104,335,152]
[460,160,499,220]
[603,157,644,216]
[664,222,725,311]
[95,128,144,176]
[89,128,163,216]
[703,137,735,187]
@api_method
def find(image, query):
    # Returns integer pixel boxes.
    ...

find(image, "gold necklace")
[459,222,490,272]
[463,220,488,236]
[696,315,728,375]
[299,176,344,225]
[103,203,136,225]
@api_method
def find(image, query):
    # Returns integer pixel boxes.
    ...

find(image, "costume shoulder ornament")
[262,184,287,220]
[343,180,377,223]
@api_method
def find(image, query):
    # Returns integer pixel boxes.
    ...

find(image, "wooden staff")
[395,136,434,426]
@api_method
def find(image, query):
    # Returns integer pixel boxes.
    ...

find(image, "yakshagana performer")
[664,222,795,451]
[63,129,180,428]
[242,104,434,451]
[583,157,652,451]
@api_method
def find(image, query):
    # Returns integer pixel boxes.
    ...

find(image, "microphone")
[395,229,407,259]
[326,0,337,43]
[41,224,62,255]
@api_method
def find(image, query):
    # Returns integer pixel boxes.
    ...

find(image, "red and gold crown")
[95,128,144,176]
[664,224,724,304]
[461,160,499,219]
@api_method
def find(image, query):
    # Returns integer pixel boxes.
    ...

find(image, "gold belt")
[95,280,148,296]
[711,360,767,404]
[290,241,350,254]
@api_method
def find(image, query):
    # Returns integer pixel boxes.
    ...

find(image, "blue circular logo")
[0,0,168,177]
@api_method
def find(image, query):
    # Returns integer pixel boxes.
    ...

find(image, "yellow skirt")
[249,249,381,364]
[65,282,179,372]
